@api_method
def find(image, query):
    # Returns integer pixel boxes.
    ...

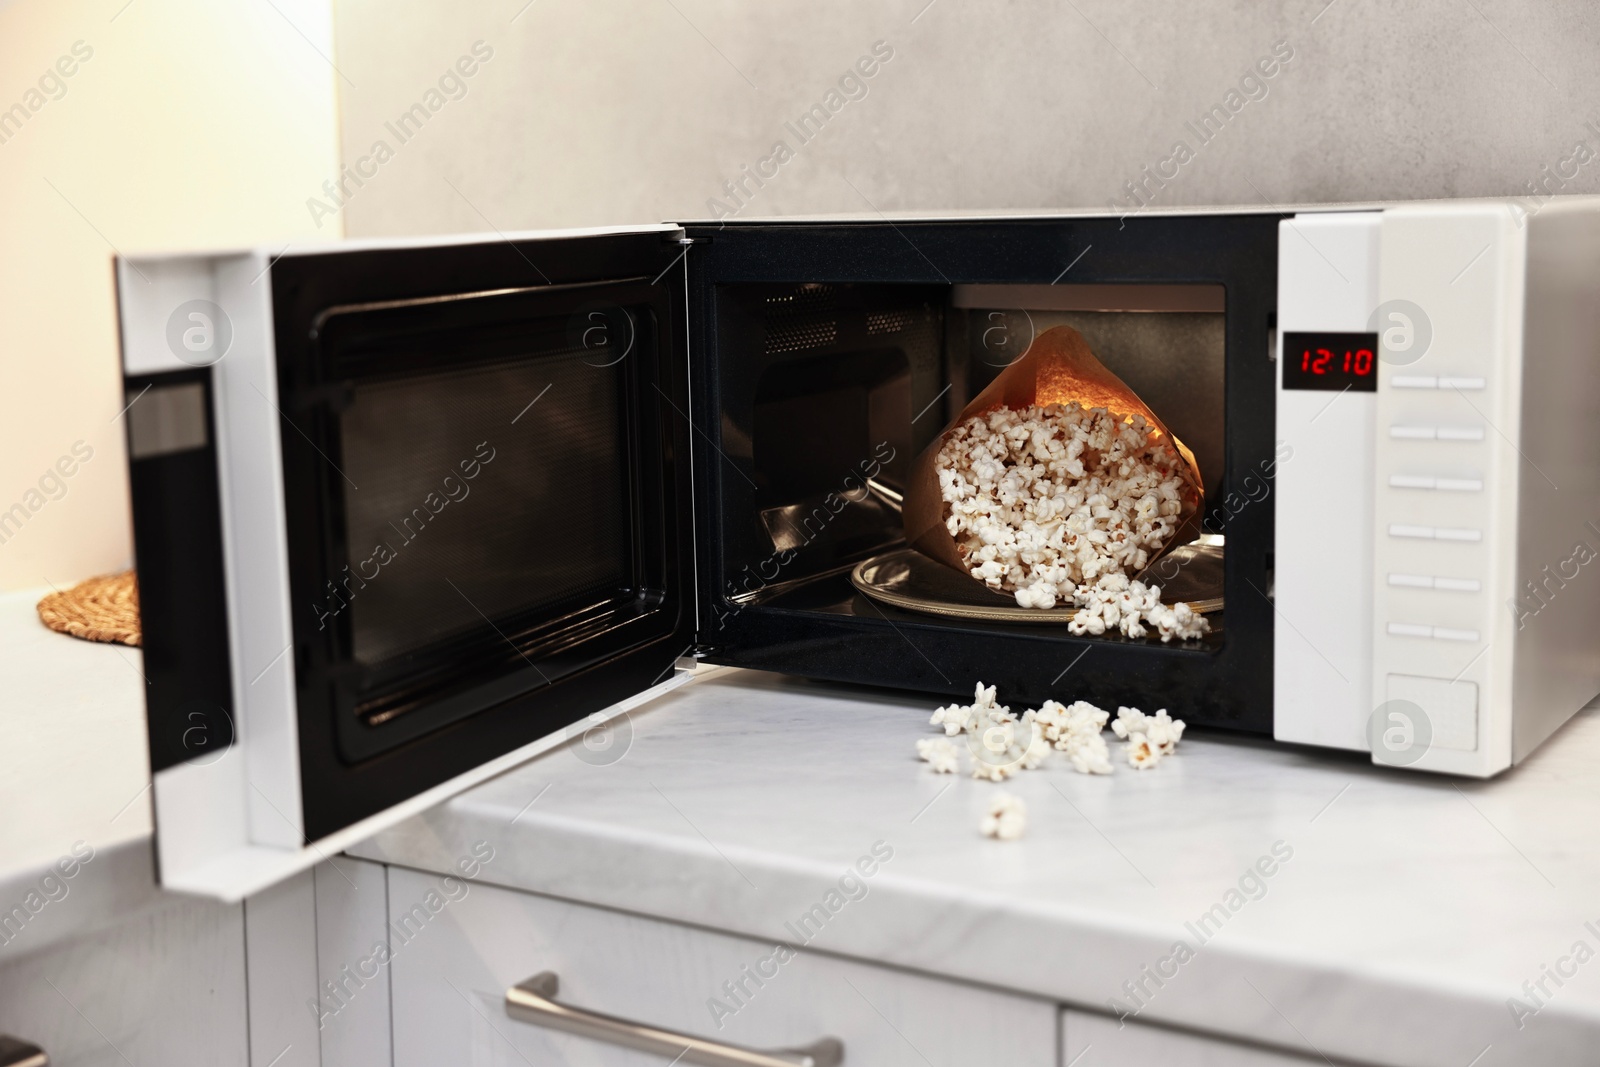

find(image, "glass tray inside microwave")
[850,537,1224,624]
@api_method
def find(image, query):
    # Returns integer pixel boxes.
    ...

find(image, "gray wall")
[329,0,1600,237]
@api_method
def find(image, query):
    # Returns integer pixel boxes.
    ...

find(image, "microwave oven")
[114,199,1600,899]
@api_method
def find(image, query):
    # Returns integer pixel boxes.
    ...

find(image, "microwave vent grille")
[866,309,914,335]
[763,284,841,355]
[764,284,836,311]
[765,320,838,354]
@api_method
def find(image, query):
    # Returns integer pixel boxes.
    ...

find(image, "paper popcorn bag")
[903,324,1204,590]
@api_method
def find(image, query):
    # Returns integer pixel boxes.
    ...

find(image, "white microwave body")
[113,199,1600,900]
[1274,199,1600,778]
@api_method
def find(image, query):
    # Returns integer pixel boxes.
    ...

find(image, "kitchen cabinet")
[1062,1007,1335,1066]
[0,891,247,1067]
[385,867,1058,1067]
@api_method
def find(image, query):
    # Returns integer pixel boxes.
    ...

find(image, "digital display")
[1282,331,1379,392]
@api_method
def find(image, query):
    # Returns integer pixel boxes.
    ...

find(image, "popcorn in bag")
[903,325,1207,633]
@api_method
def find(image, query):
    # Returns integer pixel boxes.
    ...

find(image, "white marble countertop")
[351,666,1600,1067]
[0,585,163,962]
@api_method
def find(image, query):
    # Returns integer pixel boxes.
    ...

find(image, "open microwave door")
[116,226,697,900]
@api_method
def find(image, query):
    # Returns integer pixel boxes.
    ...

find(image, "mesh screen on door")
[338,352,631,667]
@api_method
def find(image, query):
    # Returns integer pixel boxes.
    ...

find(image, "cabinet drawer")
[0,894,247,1067]
[387,868,1055,1066]
[1063,1007,1338,1066]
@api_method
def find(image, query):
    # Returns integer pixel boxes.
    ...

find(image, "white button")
[1390,524,1436,539]
[1390,425,1438,440]
[1392,375,1439,389]
[1388,573,1435,588]
[1436,527,1482,542]
[1387,675,1478,752]
[1435,478,1484,492]
[1433,577,1482,592]
[1386,622,1482,642]
[1389,474,1437,489]
[1439,376,1486,390]
[1437,425,1486,441]
[1388,622,1433,638]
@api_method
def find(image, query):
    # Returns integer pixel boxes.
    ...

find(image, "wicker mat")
[37,570,141,647]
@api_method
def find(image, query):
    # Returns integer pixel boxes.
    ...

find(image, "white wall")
[7,0,1597,591]
[328,0,1600,235]
[0,0,341,593]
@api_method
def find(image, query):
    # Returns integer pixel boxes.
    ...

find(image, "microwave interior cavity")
[711,279,1228,622]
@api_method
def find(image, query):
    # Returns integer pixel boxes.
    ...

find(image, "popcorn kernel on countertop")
[915,736,961,773]
[919,684,1187,781]
[981,792,1028,840]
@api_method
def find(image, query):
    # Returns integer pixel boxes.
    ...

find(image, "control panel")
[1369,204,1522,776]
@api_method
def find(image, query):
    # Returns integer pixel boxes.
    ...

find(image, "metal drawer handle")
[505,971,843,1067]
[0,1036,47,1067]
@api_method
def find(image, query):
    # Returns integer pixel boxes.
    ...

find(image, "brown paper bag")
[904,325,1203,581]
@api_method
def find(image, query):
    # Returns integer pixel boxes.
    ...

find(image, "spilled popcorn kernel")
[1063,731,1113,775]
[930,682,1013,738]
[971,758,1017,782]
[1125,733,1162,769]
[1069,574,1209,643]
[1026,697,1113,775]
[1060,700,1111,744]
[981,793,1028,840]
[1017,732,1052,770]
[1143,710,1185,756]
[929,703,971,736]
[1029,700,1071,743]
[1115,705,1186,768]
[917,684,1186,784]
[1111,706,1147,740]
[915,737,960,774]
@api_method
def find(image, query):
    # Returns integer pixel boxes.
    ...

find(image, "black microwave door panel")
[270,229,696,842]
[681,215,1280,734]
[122,367,237,778]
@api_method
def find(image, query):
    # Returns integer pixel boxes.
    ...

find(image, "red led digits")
[1283,332,1380,393]
[1339,347,1374,375]
[1297,346,1373,376]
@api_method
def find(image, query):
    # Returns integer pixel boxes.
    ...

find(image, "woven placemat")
[37,570,141,647]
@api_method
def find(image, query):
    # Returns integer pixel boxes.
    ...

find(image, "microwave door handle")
[504,972,844,1067]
